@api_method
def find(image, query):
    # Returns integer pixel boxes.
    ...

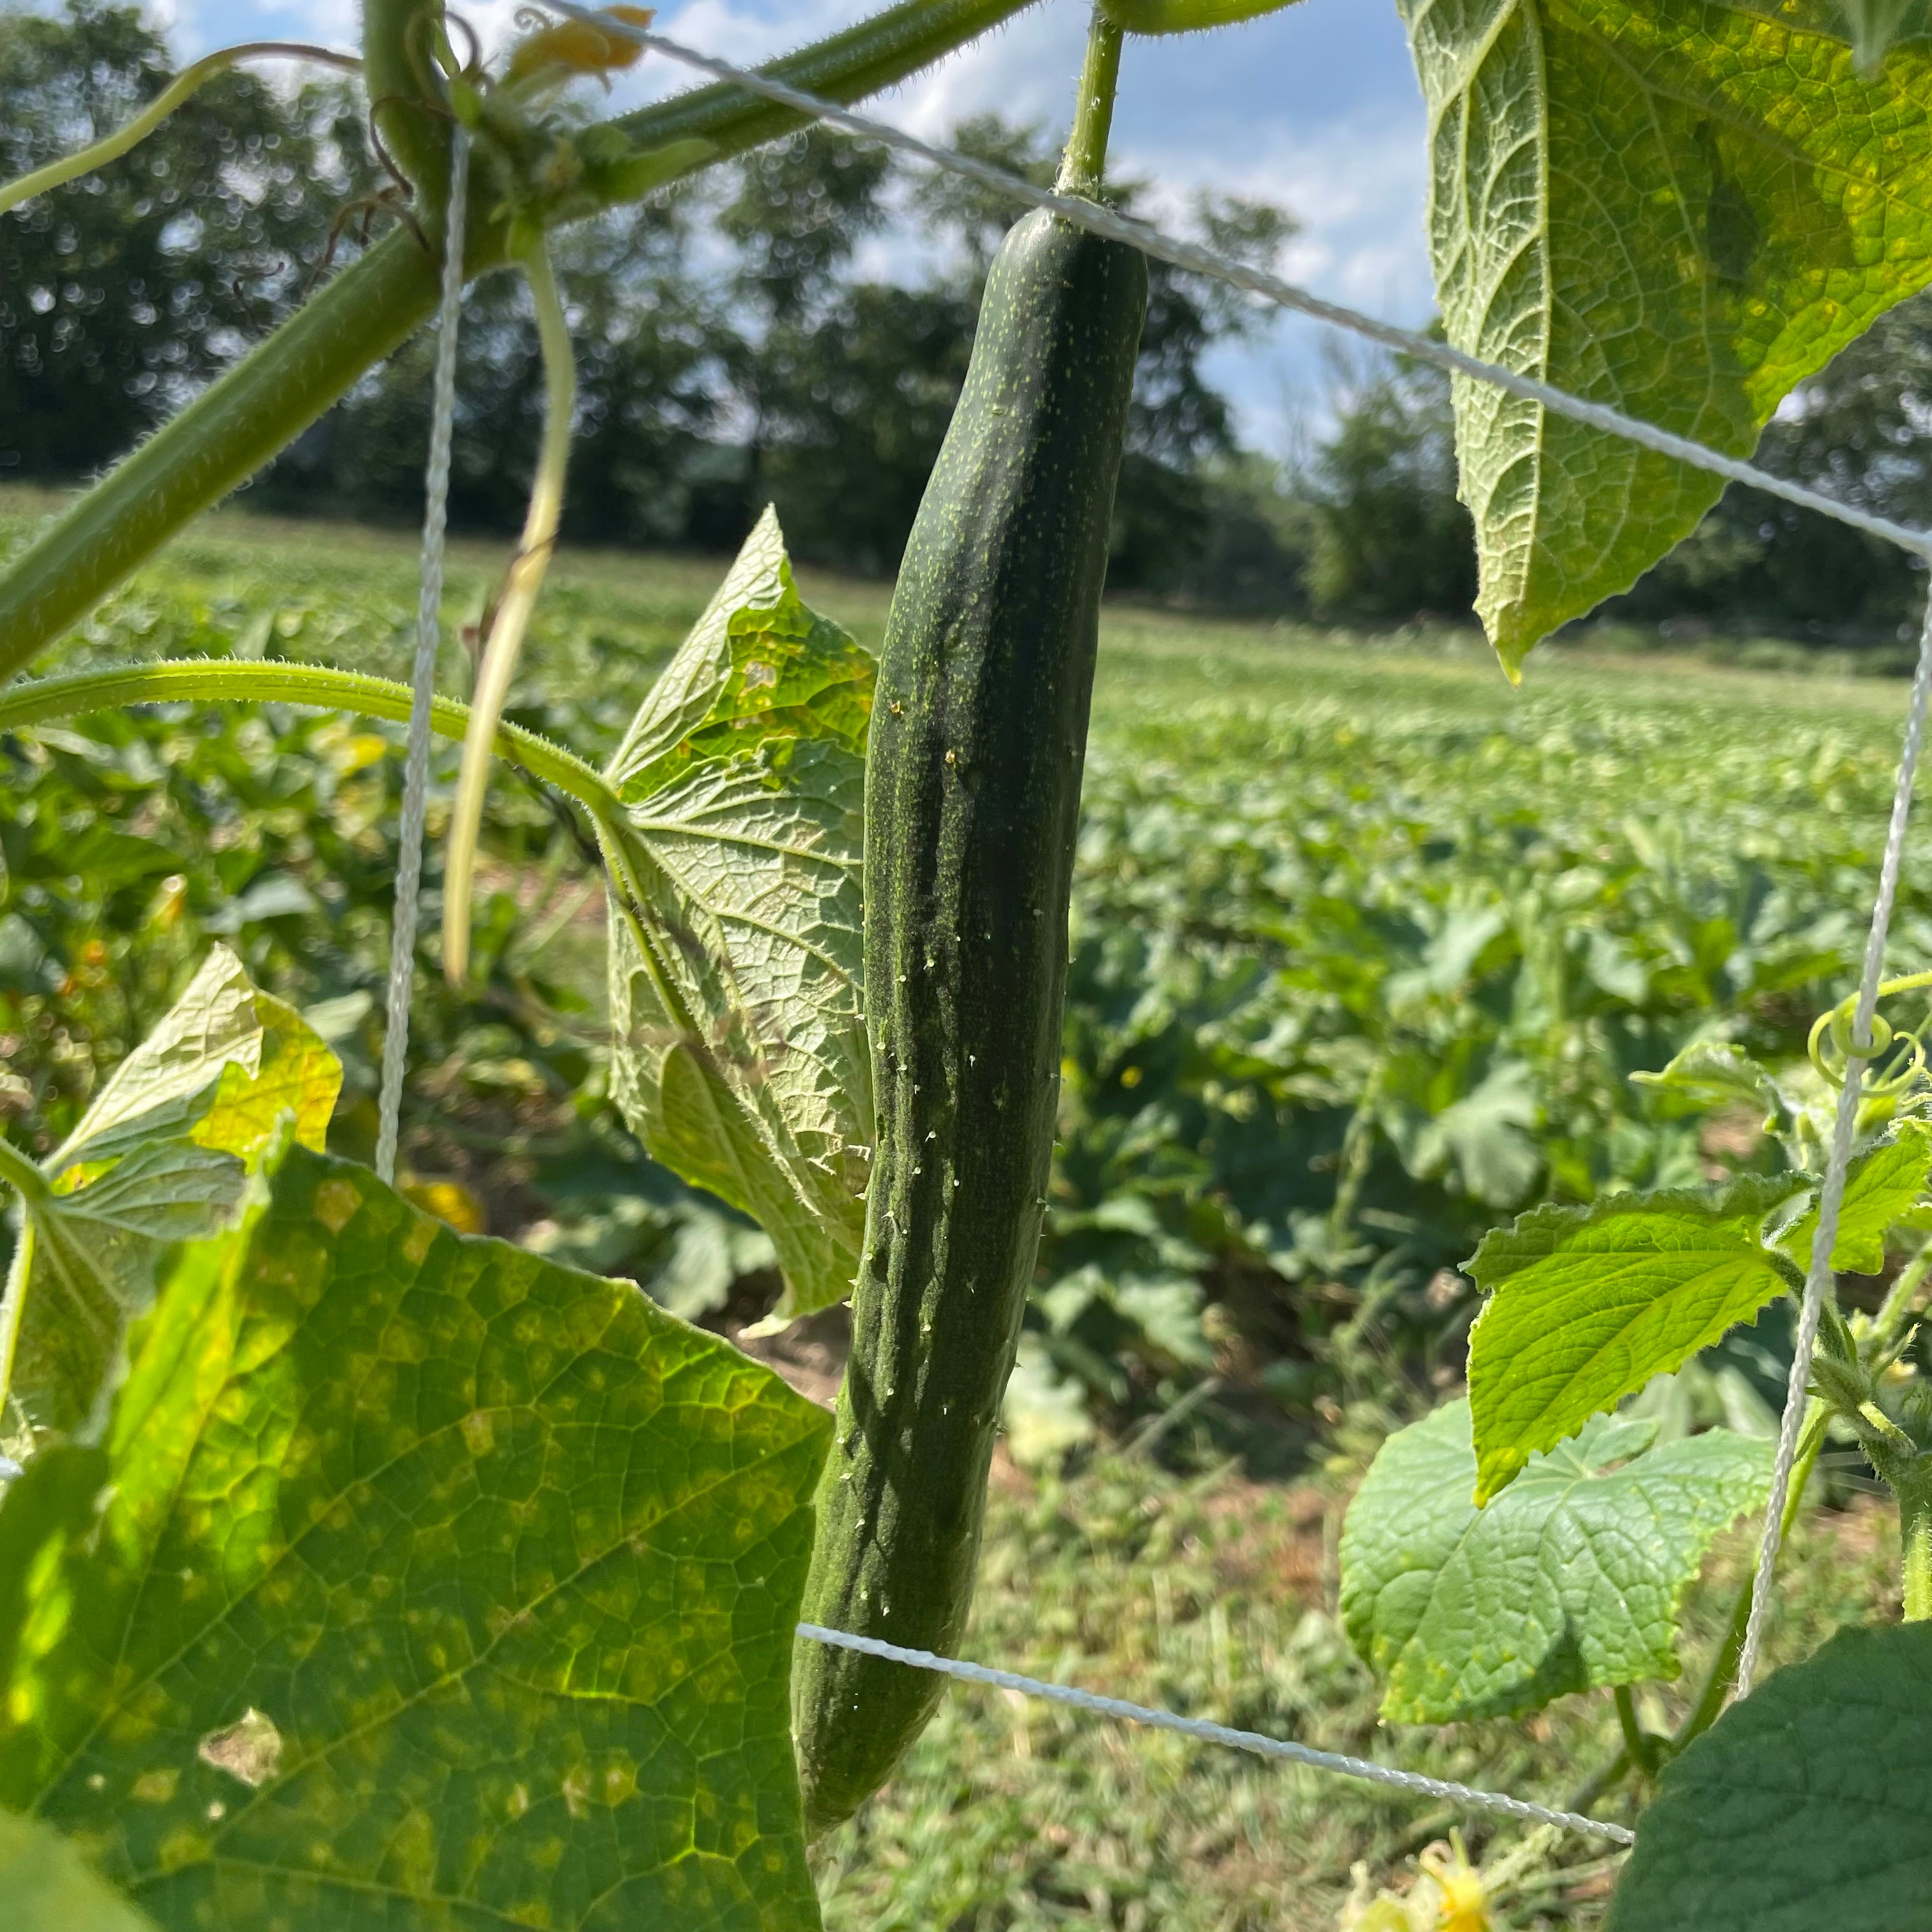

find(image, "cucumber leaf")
[0,1810,158,1932]
[603,507,873,1326]
[0,1143,831,1931]
[1630,1039,1780,1128]
[1397,0,1932,674]
[1606,1620,1932,1932]
[1834,0,1930,70]
[1464,1176,1798,1503]
[1779,1119,1932,1275]
[0,946,339,1454]
[1340,1399,1770,1723]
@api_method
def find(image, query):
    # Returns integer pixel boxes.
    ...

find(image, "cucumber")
[792,203,1147,1833]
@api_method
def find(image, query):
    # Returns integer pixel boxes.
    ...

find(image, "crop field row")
[0,492,1917,1922]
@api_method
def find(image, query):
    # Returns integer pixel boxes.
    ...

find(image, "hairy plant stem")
[1056,5,1124,194]
[0,1136,49,1206]
[363,0,452,211]
[0,0,1041,684]
[0,660,622,823]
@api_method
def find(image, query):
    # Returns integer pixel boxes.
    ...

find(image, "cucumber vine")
[2,1,1932,1928]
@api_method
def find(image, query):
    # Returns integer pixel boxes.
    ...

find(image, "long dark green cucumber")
[792,205,1147,1834]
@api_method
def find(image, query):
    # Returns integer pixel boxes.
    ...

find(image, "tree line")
[4,1,1928,639]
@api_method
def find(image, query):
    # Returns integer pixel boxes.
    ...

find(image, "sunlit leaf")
[603,507,873,1326]
[0,1144,831,1931]
[1399,0,1932,673]
[1607,1620,1932,1931]
[1464,1176,1799,1502]
[1340,1399,1769,1722]
[1779,1119,1932,1274]
[0,946,340,1453]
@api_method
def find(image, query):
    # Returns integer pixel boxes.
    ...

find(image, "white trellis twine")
[564,6,1932,565]
[1735,594,1932,1694]
[577,6,1932,1708]
[355,13,1932,1844]
[376,126,470,1186]
[798,1623,1637,1844]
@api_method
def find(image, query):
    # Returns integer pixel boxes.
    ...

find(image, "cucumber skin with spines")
[793,206,1147,1834]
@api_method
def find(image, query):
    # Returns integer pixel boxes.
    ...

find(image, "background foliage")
[8,0,1931,644]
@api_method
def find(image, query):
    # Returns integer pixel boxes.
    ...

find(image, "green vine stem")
[0,660,622,823]
[1056,4,1124,195]
[443,242,577,983]
[1902,1476,1932,1620]
[0,42,361,219]
[1099,0,1303,33]
[364,0,452,210]
[1612,1684,1661,1777]
[0,1135,50,1206]
[0,236,443,689]
[0,0,1041,687]
[610,0,1036,153]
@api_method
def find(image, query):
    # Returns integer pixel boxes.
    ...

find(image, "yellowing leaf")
[0,947,341,1453]
[1464,1176,1799,1503]
[0,1144,831,1931]
[604,508,873,1326]
[1400,0,1932,673]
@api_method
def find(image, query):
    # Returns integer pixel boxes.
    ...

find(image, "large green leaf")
[603,507,873,1326]
[1780,1119,1932,1274]
[0,1809,158,1932]
[1399,0,1932,674]
[1340,1400,1768,1723]
[0,945,339,1453]
[1606,1620,1932,1931]
[1464,1176,1797,1502]
[0,1143,831,1931]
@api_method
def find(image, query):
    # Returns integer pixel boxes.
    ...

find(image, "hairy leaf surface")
[1607,1620,1932,1931]
[1399,0,1932,673]
[1781,1119,1932,1274]
[1465,1176,1797,1501]
[1340,1400,1769,1722]
[0,1809,158,1932]
[0,1144,831,1931]
[0,946,339,1452]
[604,508,873,1326]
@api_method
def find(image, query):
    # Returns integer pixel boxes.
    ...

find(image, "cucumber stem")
[363,0,452,210]
[1057,6,1124,195]
[0,0,1040,686]
[0,1137,49,1207]
[0,658,624,823]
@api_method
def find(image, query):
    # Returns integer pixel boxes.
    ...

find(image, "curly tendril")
[1807,968,1932,1092]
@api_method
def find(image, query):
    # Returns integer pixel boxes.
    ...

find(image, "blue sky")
[151,0,1435,449]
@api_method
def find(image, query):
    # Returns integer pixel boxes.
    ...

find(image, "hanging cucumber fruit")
[792,8,1148,1834]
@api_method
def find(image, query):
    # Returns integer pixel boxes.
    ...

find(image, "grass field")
[1,489,1923,1926]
